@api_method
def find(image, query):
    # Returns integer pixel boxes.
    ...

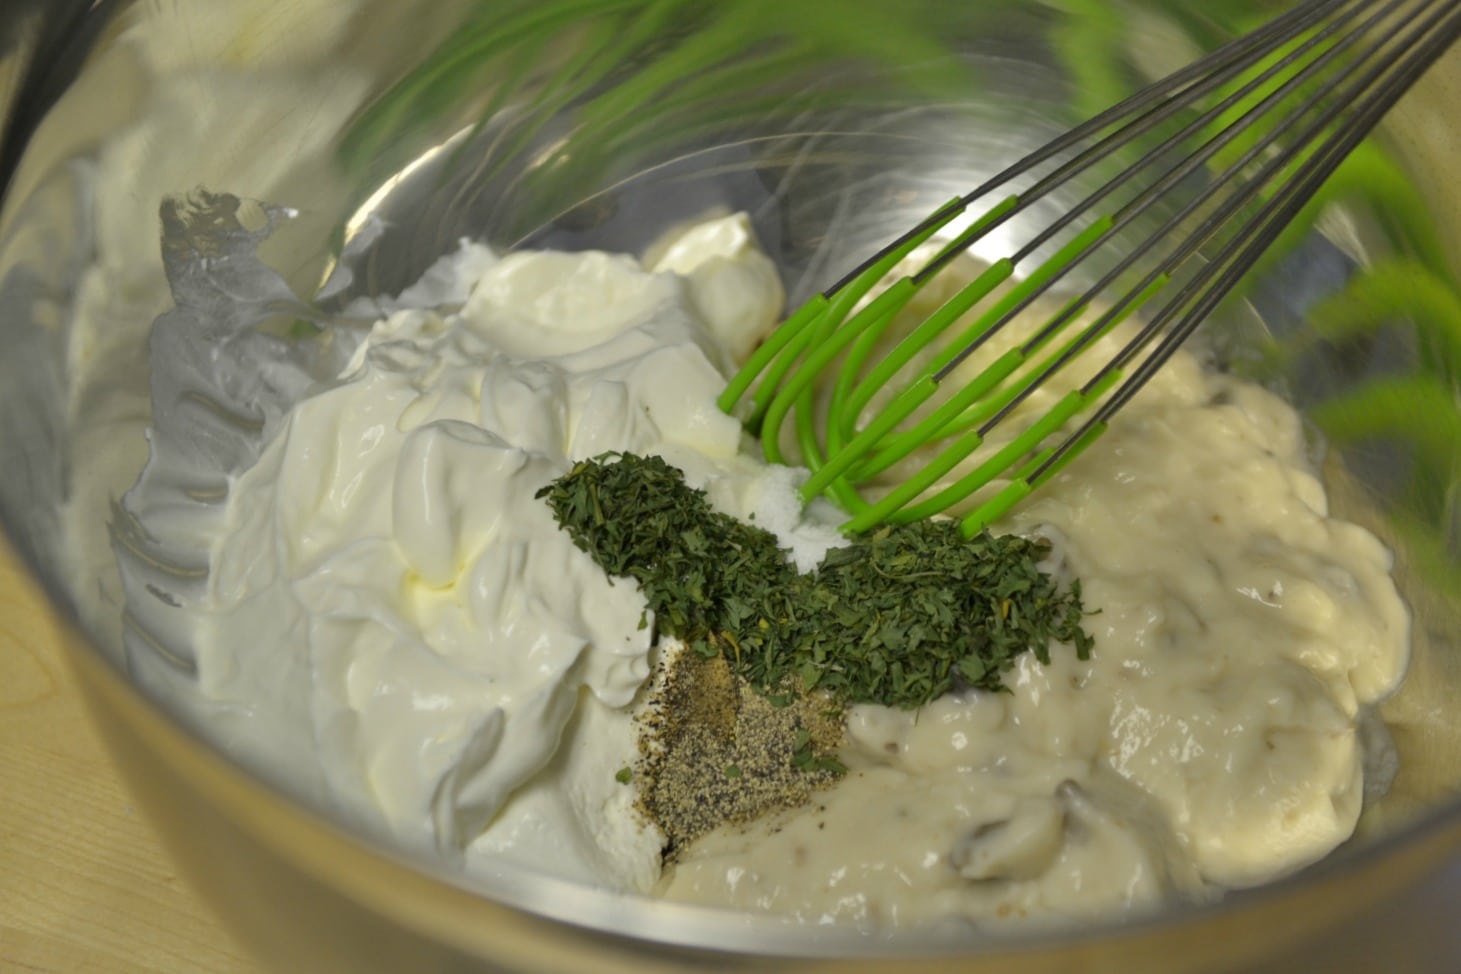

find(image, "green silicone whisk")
[718,0,1461,536]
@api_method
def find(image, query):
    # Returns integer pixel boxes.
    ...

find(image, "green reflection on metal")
[338,0,990,201]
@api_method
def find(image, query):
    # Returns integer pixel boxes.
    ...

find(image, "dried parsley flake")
[536,453,1093,710]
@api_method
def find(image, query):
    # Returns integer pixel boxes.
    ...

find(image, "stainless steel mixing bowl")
[4,1,1461,970]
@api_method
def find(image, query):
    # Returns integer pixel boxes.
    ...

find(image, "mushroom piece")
[950,796,1066,882]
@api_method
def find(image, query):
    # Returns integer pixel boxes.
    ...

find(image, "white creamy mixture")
[119,212,1409,925]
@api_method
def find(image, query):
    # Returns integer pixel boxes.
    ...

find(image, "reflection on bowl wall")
[3,0,1461,971]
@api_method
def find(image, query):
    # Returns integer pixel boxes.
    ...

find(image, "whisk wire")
[1097,0,1461,421]
[1000,0,1375,272]
[811,0,1388,497]
[863,0,1352,295]
[933,0,1413,391]
[720,0,1461,535]
[834,0,1375,431]
[969,0,1461,532]
[953,0,1436,447]
[1087,0,1461,418]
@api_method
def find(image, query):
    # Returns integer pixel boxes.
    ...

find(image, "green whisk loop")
[718,0,1461,536]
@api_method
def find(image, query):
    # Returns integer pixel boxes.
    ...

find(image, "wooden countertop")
[0,541,262,974]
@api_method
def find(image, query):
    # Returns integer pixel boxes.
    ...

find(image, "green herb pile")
[537,453,1093,710]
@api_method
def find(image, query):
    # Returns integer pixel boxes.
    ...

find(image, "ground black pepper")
[634,646,843,857]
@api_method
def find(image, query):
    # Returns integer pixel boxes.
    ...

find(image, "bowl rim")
[6,0,1461,962]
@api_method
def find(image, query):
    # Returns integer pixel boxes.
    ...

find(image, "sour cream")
[121,213,795,889]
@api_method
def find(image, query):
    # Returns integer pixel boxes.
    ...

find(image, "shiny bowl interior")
[4,1,1461,971]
